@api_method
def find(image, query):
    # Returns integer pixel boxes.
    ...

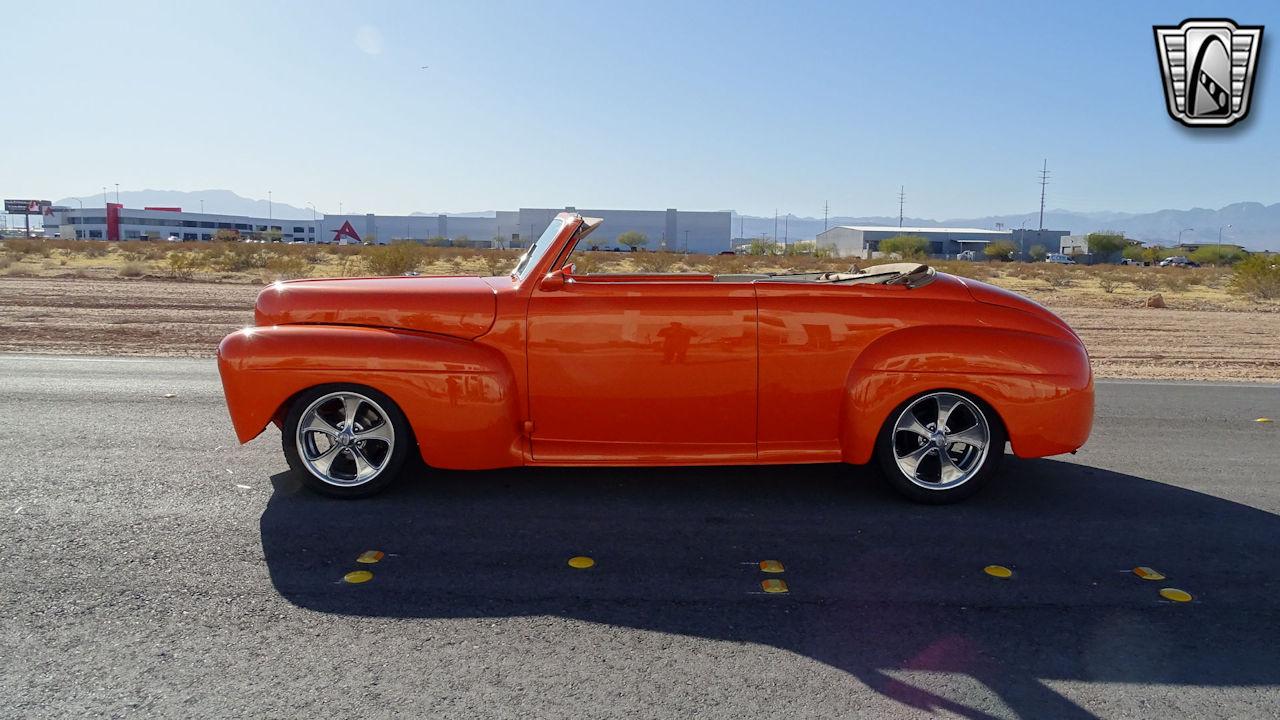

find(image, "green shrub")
[1162,273,1189,293]
[166,252,201,280]
[1029,244,1048,261]
[1132,272,1160,291]
[616,230,649,251]
[1231,254,1280,300]
[745,239,780,256]
[364,242,424,276]
[1189,245,1246,266]
[118,261,147,278]
[264,255,312,280]
[984,240,1018,261]
[1086,232,1127,256]
[206,243,267,272]
[634,251,676,272]
[480,250,519,276]
[879,235,930,259]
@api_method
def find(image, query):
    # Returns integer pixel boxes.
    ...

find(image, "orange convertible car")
[218,213,1093,503]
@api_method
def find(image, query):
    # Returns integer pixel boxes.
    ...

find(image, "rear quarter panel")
[755,274,1092,464]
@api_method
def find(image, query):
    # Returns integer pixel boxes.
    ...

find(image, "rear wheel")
[282,385,411,498]
[875,390,1005,504]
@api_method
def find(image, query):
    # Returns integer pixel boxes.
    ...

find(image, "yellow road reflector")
[984,565,1013,578]
[761,579,789,593]
[343,570,373,584]
[1160,587,1193,603]
[759,560,785,573]
[1257,418,1274,424]
[356,550,384,564]
[1133,566,1165,581]
[567,556,595,569]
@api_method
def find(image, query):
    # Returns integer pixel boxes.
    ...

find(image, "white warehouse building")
[47,204,733,253]
[316,207,731,253]
[817,226,1010,259]
[45,205,316,243]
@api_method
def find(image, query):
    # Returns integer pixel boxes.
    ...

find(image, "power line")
[1038,159,1051,231]
[897,186,905,228]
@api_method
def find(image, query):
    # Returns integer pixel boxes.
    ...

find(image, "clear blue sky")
[3,0,1277,219]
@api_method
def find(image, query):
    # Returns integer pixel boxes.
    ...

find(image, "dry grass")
[3,238,1275,313]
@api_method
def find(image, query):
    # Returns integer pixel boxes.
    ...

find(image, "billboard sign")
[5,199,52,215]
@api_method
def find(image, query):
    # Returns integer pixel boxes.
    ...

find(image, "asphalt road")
[3,354,1279,719]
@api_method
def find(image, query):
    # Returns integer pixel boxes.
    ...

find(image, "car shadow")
[260,458,1280,719]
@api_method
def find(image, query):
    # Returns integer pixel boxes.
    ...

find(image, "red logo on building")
[332,221,362,244]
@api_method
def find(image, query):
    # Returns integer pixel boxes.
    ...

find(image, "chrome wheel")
[295,391,396,487]
[890,392,991,491]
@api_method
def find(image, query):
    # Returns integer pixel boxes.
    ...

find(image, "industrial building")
[816,225,1069,260]
[45,205,734,253]
[315,207,732,253]
[44,205,316,243]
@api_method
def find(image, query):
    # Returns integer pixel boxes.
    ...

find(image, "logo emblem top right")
[1154,19,1263,127]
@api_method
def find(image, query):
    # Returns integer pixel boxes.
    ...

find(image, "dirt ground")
[1,276,1277,382]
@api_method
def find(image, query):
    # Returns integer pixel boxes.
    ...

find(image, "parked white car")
[1046,253,1077,264]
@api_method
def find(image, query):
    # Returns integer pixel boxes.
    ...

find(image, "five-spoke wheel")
[283,385,411,497]
[876,390,1005,503]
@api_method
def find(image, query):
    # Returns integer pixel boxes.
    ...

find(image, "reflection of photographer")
[657,321,696,364]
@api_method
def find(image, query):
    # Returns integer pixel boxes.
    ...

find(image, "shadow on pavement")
[260,458,1280,719]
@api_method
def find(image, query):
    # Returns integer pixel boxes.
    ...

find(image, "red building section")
[106,203,123,242]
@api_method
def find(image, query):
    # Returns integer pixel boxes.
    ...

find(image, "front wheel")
[875,390,1006,504]
[282,385,412,498]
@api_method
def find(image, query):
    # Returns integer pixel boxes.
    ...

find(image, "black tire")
[281,384,413,498]
[874,390,1006,504]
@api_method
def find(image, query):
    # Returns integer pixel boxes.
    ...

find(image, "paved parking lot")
[3,355,1279,718]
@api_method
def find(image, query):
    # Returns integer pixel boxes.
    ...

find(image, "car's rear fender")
[217,325,524,469]
[841,325,1094,463]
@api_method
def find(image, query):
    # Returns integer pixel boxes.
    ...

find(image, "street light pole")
[114,183,119,204]
[1217,224,1232,265]
[1178,227,1194,247]
[268,191,273,222]
[102,187,107,207]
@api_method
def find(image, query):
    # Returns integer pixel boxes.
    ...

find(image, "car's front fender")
[217,325,524,469]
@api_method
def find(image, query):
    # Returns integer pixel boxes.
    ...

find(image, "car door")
[525,275,757,463]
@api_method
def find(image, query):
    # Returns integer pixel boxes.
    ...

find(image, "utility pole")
[784,213,789,247]
[898,186,905,227]
[114,183,119,204]
[268,190,273,222]
[773,209,778,244]
[1037,159,1050,231]
[823,200,829,231]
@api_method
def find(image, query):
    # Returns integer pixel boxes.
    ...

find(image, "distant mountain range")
[52,189,1279,250]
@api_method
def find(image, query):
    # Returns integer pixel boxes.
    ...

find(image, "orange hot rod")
[217,213,1093,503]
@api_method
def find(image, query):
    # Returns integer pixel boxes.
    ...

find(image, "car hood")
[254,275,497,340]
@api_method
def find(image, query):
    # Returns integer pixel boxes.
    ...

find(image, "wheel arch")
[840,324,1094,463]
[217,325,525,469]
